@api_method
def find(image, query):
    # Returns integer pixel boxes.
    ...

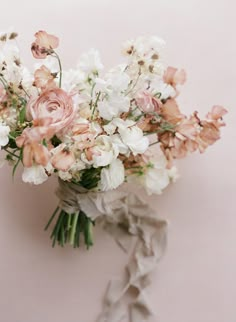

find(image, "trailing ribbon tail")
[56,179,168,322]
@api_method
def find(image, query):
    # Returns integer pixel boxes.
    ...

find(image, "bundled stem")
[45,208,94,249]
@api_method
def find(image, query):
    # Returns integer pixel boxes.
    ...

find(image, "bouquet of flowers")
[0,30,227,321]
[0,30,226,248]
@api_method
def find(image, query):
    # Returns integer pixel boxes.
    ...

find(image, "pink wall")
[0,1,235,321]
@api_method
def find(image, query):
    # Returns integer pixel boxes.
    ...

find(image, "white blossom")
[96,65,130,93]
[22,165,48,185]
[98,94,130,120]
[77,48,103,74]
[100,159,125,191]
[62,69,85,92]
[81,135,119,168]
[119,125,149,155]
[151,77,176,99]
[0,124,10,148]
[34,56,58,73]
[104,118,134,135]
[111,134,129,155]
[143,165,170,195]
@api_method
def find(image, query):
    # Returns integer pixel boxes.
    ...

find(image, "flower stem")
[44,206,59,230]
[69,213,79,245]
[3,147,20,159]
[149,141,159,147]
[91,91,101,120]
[53,51,62,88]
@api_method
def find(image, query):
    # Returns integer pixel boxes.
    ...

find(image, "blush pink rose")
[26,88,75,134]
[31,30,59,59]
[135,91,160,113]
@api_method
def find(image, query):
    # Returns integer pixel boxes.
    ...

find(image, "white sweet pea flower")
[98,94,130,120]
[119,125,149,155]
[100,159,125,191]
[81,135,119,168]
[0,123,10,148]
[21,67,35,95]
[78,48,103,74]
[34,55,58,73]
[103,121,117,135]
[151,77,176,100]
[104,118,134,135]
[143,164,170,195]
[0,43,20,65]
[61,69,85,92]
[136,145,177,195]
[111,134,129,155]
[22,165,48,185]
[133,36,166,58]
[96,65,130,93]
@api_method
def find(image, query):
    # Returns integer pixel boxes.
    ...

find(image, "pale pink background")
[0,1,235,321]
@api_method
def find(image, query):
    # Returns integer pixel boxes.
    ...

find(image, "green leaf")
[8,138,18,149]
[42,139,47,147]
[12,149,23,178]
[79,167,102,190]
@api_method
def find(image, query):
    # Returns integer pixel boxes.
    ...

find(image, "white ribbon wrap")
[56,180,168,322]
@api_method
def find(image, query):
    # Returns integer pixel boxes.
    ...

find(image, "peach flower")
[22,142,50,168]
[135,91,160,113]
[16,124,51,168]
[161,99,184,124]
[206,105,227,124]
[34,65,56,90]
[198,105,228,151]
[159,104,227,164]
[16,119,54,148]
[26,88,75,135]
[31,30,59,59]
[51,146,75,171]
[163,66,186,87]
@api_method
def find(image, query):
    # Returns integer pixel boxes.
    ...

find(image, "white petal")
[22,165,48,185]
[100,159,125,191]
[0,124,10,148]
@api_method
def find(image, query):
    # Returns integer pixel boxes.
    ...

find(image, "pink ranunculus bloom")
[135,91,160,113]
[26,88,76,135]
[34,65,56,90]
[163,66,186,87]
[51,147,75,172]
[31,30,59,59]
